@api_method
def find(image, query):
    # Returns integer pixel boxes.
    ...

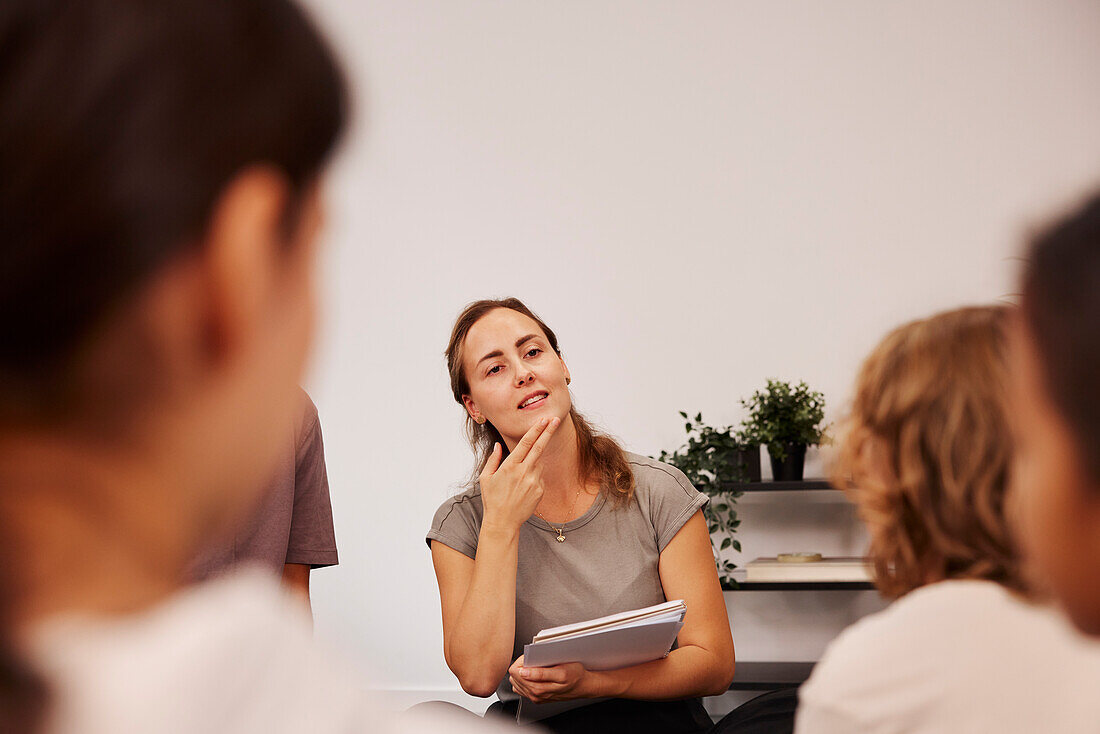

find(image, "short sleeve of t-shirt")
[426,487,484,560]
[627,455,710,552]
[285,394,339,568]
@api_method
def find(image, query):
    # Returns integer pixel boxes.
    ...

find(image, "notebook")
[516,599,687,724]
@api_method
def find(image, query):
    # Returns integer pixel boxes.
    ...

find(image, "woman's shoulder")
[802,581,1036,703]
[29,570,511,733]
[799,584,1100,731]
[427,486,484,559]
[28,570,383,732]
[813,581,1006,661]
[430,485,484,528]
[623,453,698,500]
[622,454,708,551]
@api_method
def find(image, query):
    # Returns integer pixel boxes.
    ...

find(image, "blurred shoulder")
[297,386,318,416]
[30,570,380,732]
[802,581,1020,705]
[295,388,320,445]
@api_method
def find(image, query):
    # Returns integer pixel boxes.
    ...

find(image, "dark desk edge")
[729,661,816,691]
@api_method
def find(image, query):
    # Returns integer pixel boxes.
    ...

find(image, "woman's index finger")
[508,417,550,463]
[523,417,561,466]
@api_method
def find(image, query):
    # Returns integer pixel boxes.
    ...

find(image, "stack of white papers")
[745,556,872,582]
[517,599,686,724]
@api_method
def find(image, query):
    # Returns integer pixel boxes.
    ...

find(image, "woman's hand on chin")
[508,655,591,703]
[479,417,560,532]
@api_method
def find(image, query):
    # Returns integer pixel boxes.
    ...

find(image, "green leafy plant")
[657,412,751,587]
[741,380,827,460]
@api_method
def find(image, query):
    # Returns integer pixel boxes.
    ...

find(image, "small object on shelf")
[746,556,872,583]
[777,552,823,563]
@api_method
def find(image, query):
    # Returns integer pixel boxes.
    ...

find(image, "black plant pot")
[768,443,807,481]
[729,446,762,482]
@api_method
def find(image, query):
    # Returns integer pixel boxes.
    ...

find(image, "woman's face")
[460,308,572,448]
[1010,317,1100,635]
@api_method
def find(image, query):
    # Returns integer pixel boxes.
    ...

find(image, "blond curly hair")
[832,305,1025,599]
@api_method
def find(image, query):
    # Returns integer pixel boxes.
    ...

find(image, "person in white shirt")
[795,305,1100,734]
[0,1,505,732]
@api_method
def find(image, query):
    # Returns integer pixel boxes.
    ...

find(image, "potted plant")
[657,412,748,587]
[741,380,827,481]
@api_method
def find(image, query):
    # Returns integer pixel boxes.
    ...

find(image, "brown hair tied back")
[832,305,1025,600]
[445,298,634,505]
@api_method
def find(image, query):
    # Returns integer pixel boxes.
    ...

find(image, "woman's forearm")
[445,523,522,696]
[584,644,735,700]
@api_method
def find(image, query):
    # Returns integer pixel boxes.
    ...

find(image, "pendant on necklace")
[555,528,566,543]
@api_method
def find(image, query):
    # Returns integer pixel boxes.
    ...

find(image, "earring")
[566,377,571,385]
[474,415,486,425]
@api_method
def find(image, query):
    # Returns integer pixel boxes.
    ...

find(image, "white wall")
[297,0,1100,710]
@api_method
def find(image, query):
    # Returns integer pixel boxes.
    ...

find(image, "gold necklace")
[535,487,583,543]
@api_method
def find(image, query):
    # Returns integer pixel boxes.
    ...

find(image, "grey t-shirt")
[426,453,708,699]
[190,391,339,580]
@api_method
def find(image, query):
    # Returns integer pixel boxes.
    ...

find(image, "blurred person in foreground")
[1015,190,1100,638]
[0,1,507,732]
[795,306,1100,733]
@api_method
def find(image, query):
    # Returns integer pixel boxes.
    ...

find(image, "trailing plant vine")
[657,412,753,587]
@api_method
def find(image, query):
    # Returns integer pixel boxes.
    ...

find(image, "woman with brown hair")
[795,306,1100,733]
[427,298,735,733]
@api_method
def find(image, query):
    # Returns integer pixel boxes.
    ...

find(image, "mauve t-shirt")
[190,391,339,579]
[426,453,708,701]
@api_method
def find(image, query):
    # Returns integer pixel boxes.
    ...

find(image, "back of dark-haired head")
[0,1,346,728]
[0,0,346,419]
[1021,191,1100,486]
